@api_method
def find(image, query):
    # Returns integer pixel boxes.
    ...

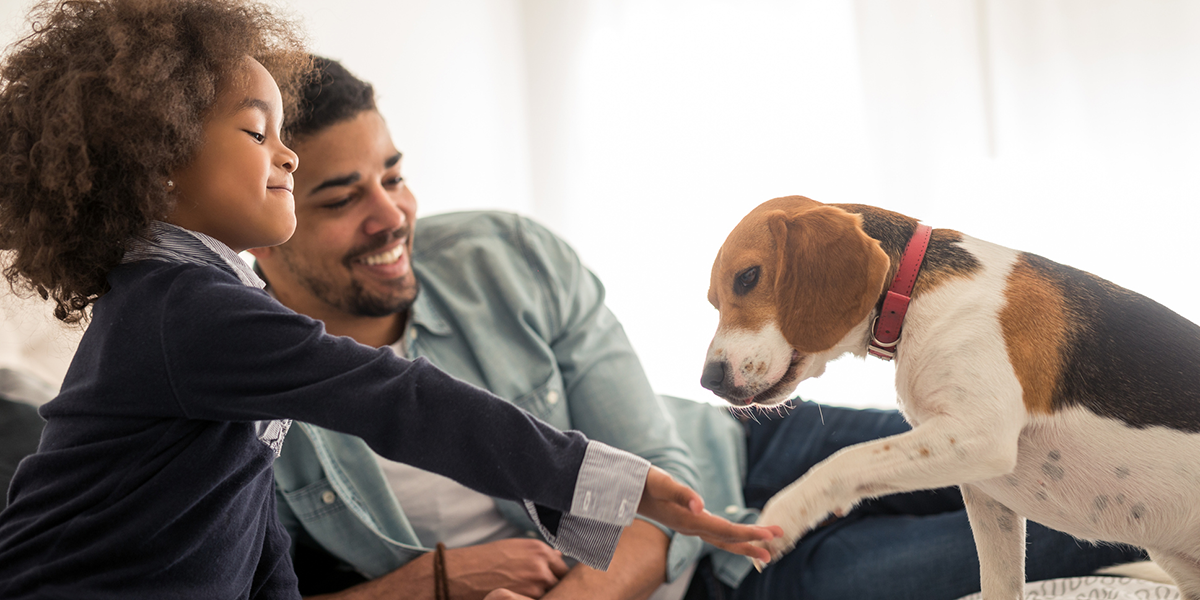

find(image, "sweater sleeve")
[159,267,647,567]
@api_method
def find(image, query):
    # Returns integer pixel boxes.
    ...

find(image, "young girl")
[0,1,776,597]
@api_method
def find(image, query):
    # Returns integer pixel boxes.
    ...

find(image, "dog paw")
[754,486,854,568]
[749,535,795,572]
[753,502,813,565]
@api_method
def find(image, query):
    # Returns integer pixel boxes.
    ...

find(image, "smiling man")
[257,108,415,347]
[251,57,708,600]
[251,57,1148,600]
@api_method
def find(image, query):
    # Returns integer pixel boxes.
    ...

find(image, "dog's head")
[702,196,890,406]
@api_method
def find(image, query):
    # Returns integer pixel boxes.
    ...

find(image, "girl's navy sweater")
[0,259,591,598]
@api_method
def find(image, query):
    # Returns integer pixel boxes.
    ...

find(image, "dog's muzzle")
[701,360,755,406]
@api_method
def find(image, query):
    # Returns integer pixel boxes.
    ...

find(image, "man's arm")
[485,592,534,600]
[544,519,669,600]
[522,218,701,495]
[305,538,569,600]
[303,520,686,600]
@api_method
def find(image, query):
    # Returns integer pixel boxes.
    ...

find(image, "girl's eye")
[245,130,266,143]
[384,176,405,188]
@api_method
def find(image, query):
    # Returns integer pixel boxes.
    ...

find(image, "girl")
[0,1,777,597]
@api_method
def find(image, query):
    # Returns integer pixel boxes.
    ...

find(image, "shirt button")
[546,390,560,405]
[321,490,337,505]
[724,505,740,515]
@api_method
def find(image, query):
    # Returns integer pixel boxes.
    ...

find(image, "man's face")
[259,110,418,320]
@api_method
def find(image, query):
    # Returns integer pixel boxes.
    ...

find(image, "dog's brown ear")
[771,206,889,352]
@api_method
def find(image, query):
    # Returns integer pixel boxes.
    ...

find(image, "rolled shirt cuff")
[523,440,650,570]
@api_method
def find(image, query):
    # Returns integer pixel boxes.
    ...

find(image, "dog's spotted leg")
[1146,549,1200,600]
[752,415,1023,568]
[962,484,1025,600]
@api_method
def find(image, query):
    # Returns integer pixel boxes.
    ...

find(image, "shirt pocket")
[281,477,349,522]
[510,370,568,427]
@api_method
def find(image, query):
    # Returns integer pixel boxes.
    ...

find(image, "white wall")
[3,1,1198,411]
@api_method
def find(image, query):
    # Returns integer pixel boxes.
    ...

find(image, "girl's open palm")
[637,467,782,564]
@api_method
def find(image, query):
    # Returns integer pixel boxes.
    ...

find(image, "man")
[253,57,1145,600]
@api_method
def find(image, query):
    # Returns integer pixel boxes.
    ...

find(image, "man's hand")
[483,591,535,600]
[307,538,568,600]
[442,538,569,599]
[637,466,783,564]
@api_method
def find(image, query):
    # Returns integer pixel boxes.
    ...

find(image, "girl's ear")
[771,206,890,353]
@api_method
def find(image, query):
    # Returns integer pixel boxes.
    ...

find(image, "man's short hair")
[287,56,376,140]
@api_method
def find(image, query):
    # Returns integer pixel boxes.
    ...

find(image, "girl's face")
[167,57,299,252]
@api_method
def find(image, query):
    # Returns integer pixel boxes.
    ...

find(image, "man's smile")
[356,241,406,266]
[348,235,412,281]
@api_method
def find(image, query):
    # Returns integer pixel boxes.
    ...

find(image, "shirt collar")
[407,278,452,337]
[122,221,265,289]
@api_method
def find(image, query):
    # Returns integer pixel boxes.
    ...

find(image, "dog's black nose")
[700,361,726,393]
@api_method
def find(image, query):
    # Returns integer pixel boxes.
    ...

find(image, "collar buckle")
[867,316,899,360]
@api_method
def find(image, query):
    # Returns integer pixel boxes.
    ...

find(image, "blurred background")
[2,0,1198,408]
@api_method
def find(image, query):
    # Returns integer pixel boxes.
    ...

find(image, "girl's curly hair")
[0,0,310,322]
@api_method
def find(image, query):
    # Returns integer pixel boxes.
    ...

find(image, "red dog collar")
[869,224,932,361]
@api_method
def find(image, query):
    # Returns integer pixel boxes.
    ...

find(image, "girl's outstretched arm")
[637,466,783,563]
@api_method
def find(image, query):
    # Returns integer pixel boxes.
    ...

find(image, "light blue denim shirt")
[272,211,756,586]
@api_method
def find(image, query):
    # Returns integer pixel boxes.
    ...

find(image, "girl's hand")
[636,466,783,564]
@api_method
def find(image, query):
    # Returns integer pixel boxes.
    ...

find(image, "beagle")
[701,196,1200,599]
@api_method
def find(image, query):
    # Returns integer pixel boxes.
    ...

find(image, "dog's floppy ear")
[770,205,890,352]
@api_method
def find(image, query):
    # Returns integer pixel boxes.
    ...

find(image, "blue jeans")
[726,401,1147,600]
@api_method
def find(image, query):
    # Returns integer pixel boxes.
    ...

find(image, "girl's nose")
[280,146,299,173]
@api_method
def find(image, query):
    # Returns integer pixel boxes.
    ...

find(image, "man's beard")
[308,270,418,318]
[278,229,419,318]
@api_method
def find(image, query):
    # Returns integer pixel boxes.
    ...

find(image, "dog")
[700,195,1200,599]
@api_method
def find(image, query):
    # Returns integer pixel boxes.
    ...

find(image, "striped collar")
[123,222,265,289]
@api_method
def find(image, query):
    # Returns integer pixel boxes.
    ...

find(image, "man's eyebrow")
[307,153,402,195]
[310,172,362,195]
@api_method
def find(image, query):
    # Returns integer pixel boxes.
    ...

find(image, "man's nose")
[363,185,405,236]
[700,360,727,394]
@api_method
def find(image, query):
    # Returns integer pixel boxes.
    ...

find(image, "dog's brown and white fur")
[701,196,1200,599]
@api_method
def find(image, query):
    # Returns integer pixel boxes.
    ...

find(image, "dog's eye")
[734,266,760,296]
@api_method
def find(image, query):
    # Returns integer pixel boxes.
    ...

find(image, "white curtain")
[2,0,1197,408]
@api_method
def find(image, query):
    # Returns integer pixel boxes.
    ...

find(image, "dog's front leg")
[753,415,1022,566]
[961,484,1025,600]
